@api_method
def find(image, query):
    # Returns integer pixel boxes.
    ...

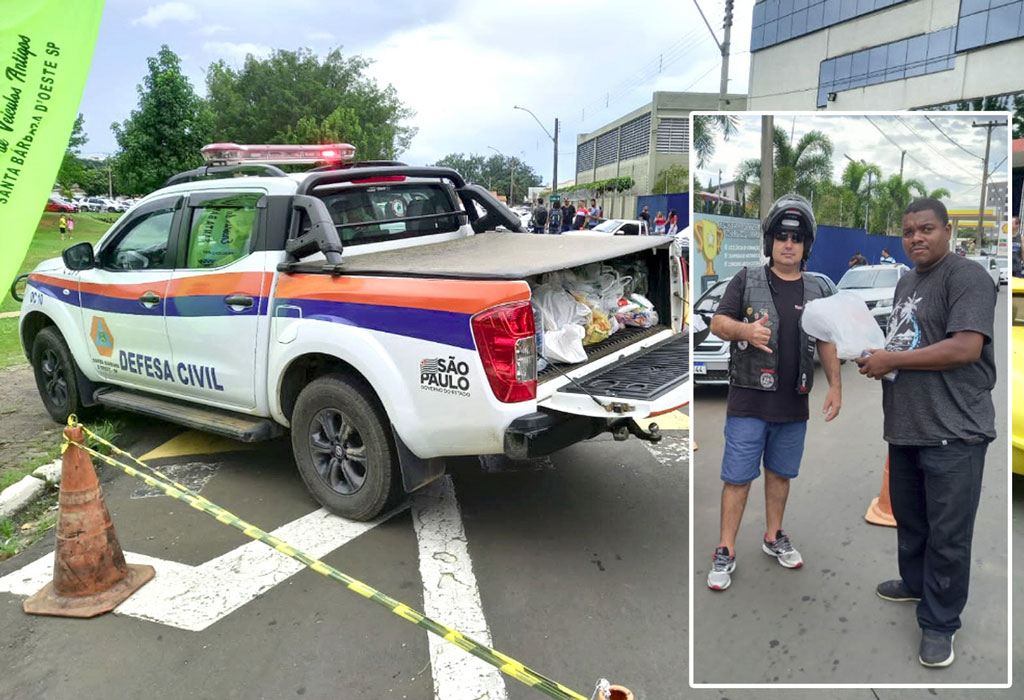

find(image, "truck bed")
[282,231,673,280]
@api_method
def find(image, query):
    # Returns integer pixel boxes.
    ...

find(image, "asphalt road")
[0,420,688,700]
[691,289,1016,688]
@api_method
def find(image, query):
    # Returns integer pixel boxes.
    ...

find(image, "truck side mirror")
[62,242,95,270]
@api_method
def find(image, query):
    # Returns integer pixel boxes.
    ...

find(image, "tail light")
[471,301,537,403]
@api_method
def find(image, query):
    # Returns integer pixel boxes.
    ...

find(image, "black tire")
[31,327,85,423]
[290,374,402,521]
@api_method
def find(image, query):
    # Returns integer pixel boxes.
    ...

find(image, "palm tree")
[874,175,951,234]
[730,126,834,217]
[839,160,883,230]
[692,114,739,169]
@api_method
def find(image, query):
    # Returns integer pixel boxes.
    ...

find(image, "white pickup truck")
[15,143,689,520]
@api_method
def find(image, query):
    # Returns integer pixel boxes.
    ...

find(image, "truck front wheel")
[290,374,402,521]
[31,327,85,423]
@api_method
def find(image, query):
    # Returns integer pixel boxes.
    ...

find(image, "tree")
[652,164,689,194]
[206,48,416,159]
[434,152,541,204]
[692,114,738,168]
[54,113,87,195]
[873,174,951,234]
[839,159,882,230]
[111,46,213,194]
[730,127,834,216]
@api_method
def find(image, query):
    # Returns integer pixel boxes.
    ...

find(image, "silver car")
[836,264,909,333]
[692,271,839,385]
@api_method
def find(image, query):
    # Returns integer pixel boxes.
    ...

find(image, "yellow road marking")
[139,430,256,461]
[635,410,689,432]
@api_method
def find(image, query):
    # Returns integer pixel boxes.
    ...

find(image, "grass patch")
[0,417,123,561]
[0,317,25,369]
[1,212,117,314]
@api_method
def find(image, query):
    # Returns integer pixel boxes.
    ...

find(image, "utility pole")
[553,117,559,198]
[760,115,774,221]
[693,0,734,109]
[972,119,1003,251]
[899,150,906,179]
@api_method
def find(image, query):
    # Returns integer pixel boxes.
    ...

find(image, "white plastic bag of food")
[800,291,886,360]
[543,324,587,363]
[531,284,590,363]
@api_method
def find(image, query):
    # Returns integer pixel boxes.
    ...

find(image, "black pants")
[888,441,987,633]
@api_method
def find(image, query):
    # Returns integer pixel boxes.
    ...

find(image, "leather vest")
[728,265,824,394]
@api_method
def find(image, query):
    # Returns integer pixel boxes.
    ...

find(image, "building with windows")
[747,0,1024,111]
[574,91,746,218]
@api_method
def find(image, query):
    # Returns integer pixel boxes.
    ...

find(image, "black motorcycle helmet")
[761,193,816,261]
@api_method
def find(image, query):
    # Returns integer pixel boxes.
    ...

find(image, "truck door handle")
[138,291,161,309]
[225,294,254,310]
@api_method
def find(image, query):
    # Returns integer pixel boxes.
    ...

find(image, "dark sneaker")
[919,630,955,668]
[707,546,736,591]
[876,579,921,602]
[762,530,803,568]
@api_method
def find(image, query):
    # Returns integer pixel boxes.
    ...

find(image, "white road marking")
[411,476,507,700]
[1,476,504,699]
[0,507,399,631]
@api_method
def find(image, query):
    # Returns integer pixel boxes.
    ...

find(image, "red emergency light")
[200,143,357,166]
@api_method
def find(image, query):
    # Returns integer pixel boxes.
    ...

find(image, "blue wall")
[806,224,909,284]
[637,193,689,229]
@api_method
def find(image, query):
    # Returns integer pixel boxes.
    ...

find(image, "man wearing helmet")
[706,193,842,592]
[856,198,996,668]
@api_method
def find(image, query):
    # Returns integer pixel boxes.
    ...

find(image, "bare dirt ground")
[0,363,61,474]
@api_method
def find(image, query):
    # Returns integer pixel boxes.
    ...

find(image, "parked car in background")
[564,218,649,236]
[837,263,909,333]
[45,196,77,213]
[692,270,839,385]
[966,255,1002,290]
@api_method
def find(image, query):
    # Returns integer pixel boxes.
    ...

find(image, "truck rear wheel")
[290,374,402,521]
[31,327,85,423]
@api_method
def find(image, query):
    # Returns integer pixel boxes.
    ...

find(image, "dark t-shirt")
[881,253,997,445]
[532,206,548,228]
[716,266,809,422]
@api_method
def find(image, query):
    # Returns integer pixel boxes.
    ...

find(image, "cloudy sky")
[79,0,756,183]
[695,113,1011,211]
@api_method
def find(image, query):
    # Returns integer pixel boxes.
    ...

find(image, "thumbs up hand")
[747,313,773,353]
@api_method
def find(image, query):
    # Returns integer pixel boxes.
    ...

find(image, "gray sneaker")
[707,546,736,591]
[876,579,921,602]
[919,630,955,668]
[762,530,803,568]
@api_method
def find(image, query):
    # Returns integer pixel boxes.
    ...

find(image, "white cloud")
[132,2,198,28]
[306,31,335,42]
[202,41,273,64]
[197,25,230,37]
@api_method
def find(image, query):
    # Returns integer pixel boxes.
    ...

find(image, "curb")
[0,459,61,519]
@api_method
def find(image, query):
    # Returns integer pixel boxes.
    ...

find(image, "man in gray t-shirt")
[856,198,996,669]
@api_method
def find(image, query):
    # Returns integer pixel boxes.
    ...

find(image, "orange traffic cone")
[865,456,897,528]
[23,424,154,617]
[600,685,634,700]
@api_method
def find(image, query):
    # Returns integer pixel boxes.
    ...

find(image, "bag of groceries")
[800,291,885,360]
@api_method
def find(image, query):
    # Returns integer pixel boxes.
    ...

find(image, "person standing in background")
[67,215,75,240]
[654,211,666,235]
[667,209,679,236]
[547,199,562,234]
[58,214,68,241]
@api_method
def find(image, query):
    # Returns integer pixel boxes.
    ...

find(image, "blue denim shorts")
[721,416,808,484]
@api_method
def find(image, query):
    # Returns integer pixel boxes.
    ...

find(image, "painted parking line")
[0,506,400,631]
[138,430,256,461]
[412,477,508,700]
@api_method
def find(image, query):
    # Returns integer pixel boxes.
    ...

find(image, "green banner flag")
[0,1,104,296]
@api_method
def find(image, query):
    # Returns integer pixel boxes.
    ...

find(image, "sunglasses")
[773,231,804,243]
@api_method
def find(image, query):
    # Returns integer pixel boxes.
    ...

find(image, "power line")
[862,116,977,187]
[892,115,979,178]
[924,115,984,160]
[575,27,711,125]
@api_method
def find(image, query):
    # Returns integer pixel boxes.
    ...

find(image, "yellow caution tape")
[64,418,589,700]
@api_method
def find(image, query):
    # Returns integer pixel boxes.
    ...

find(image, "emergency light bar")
[200,143,357,166]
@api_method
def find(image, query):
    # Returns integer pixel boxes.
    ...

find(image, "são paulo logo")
[419,356,471,397]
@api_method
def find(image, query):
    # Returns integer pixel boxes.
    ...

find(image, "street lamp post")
[488,145,515,205]
[514,105,558,199]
